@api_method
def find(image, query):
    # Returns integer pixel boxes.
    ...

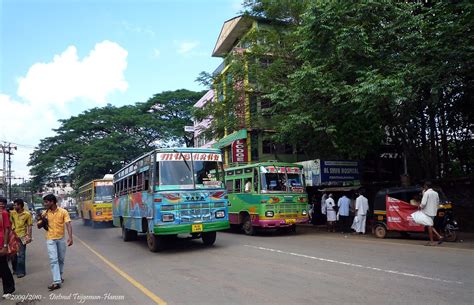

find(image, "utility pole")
[0,143,17,202]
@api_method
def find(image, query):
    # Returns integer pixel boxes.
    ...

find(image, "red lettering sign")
[232,139,248,163]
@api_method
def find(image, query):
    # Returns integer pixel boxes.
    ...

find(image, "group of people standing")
[309,190,369,234]
[0,194,73,300]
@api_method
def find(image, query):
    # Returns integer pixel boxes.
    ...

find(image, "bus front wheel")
[202,231,217,246]
[147,232,165,252]
[242,215,256,236]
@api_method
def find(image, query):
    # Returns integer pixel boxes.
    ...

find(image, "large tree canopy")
[198,0,473,180]
[29,89,203,189]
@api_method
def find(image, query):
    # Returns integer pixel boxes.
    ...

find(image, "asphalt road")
[6,220,474,305]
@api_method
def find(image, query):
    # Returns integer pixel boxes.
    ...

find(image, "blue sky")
[0,0,243,178]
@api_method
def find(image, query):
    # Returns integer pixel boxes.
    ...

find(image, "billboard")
[297,159,360,187]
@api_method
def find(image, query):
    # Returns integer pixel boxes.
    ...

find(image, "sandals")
[425,242,437,246]
[438,237,445,245]
[48,283,61,291]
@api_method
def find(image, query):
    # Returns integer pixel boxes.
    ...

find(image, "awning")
[212,129,247,149]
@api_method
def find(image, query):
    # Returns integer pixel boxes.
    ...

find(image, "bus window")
[193,159,224,189]
[160,161,193,186]
[261,172,287,192]
[244,178,252,193]
[144,170,150,191]
[226,180,233,193]
[235,179,242,193]
[94,182,113,202]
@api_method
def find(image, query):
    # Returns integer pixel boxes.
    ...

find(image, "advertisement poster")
[386,196,425,232]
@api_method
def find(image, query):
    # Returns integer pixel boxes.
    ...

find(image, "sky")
[0,0,244,180]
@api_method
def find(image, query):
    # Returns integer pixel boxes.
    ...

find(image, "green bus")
[225,162,309,235]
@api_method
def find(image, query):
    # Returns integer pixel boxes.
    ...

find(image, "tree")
[29,89,203,189]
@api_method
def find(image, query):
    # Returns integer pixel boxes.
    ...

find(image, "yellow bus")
[77,177,114,228]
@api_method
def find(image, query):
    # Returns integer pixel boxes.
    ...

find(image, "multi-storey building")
[202,15,304,165]
[193,89,217,148]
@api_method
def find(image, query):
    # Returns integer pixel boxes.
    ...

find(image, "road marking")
[75,235,168,305]
[245,245,464,285]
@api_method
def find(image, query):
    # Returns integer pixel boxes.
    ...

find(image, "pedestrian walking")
[325,194,337,232]
[420,182,444,246]
[10,198,32,278]
[0,197,15,299]
[37,194,73,291]
[337,194,351,233]
[352,191,369,234]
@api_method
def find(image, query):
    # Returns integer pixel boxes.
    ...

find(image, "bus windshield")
[94,184,113,202]
[194,160,224,189]
[160,161,193,187]
[157,152,224,189]
[260,166,304,193]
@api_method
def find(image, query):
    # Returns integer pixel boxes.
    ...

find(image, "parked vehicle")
[224,162,308,235]
[373,186,458,241]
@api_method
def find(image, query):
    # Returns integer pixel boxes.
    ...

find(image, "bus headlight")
[162,214,174,222]
[302,210,307,216]
[265,211,274,217]
[215,211,225,218]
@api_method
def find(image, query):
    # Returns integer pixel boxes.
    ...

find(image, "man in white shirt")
[420,182,443,246]
[352,191,369,234]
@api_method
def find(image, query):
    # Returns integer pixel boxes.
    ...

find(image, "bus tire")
[374,224,387,239]
[147,232,165,252]
[202,231,217,246]
[242,215,256,236]
[122,223,136,242]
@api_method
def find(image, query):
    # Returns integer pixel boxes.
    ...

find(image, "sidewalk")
[296,223,474,250]
[1,220,137,305]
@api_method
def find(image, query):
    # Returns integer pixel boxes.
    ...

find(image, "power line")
[0,139,36,149]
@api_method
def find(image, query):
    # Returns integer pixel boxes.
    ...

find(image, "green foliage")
[198,0,472,179]
[29,90,203,189]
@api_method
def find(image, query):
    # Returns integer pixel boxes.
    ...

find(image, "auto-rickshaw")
[372,186,458,241]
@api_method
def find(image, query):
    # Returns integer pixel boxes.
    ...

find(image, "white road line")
[244,245,464,285]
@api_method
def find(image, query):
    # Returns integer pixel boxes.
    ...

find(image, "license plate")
[285,219,296,224]
[191,224,203,233]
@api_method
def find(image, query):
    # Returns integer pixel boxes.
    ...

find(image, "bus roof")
[225,161,303,171]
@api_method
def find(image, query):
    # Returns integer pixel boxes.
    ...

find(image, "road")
[6,220,474,305]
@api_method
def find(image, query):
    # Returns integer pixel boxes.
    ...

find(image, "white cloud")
[177,41,199,55]
[153,48,161,58]
[1,41,129,179]
[0,94,58,178]
[17,40,128,106]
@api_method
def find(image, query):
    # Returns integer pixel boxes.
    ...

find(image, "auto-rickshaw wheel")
[374,224,387,239]
[444,229,457,242]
